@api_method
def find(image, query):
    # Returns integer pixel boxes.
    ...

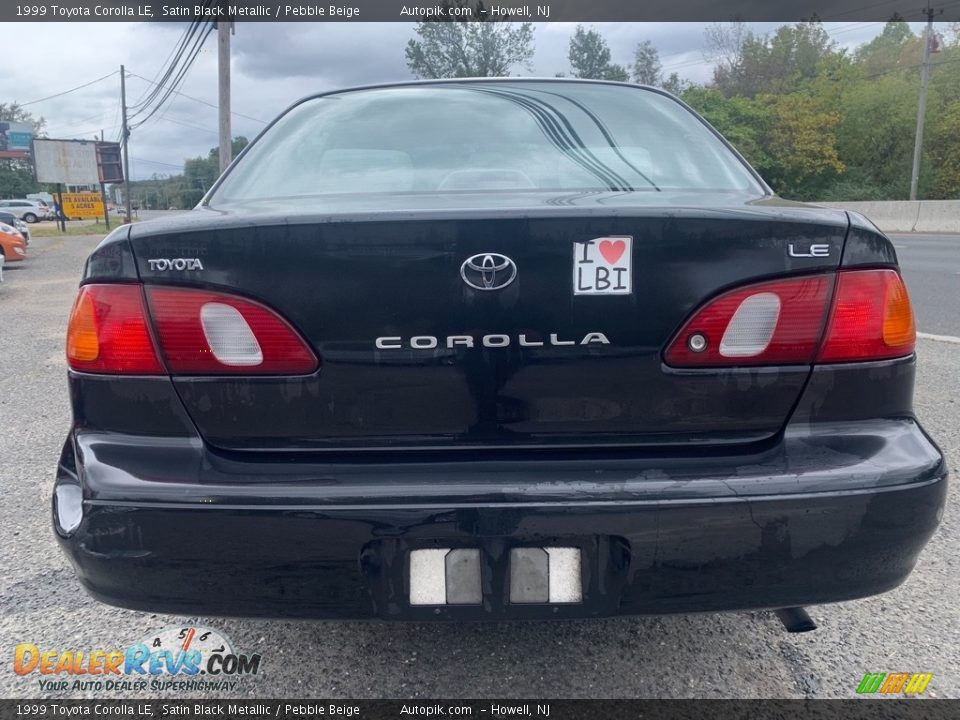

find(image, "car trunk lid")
[128,192,848,452]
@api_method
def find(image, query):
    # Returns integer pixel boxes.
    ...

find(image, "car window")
[213,82,762,203]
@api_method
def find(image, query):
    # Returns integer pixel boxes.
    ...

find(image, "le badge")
[573,236,632,295]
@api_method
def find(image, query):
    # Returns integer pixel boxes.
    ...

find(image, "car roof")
[292,77,661,104]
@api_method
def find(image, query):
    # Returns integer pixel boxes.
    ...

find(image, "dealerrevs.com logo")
[14,626,261,693]
[856,672,933,695]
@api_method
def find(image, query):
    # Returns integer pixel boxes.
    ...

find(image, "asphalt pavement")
[891,233,960,338]
[0,231,957,700]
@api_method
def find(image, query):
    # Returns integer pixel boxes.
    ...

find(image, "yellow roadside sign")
[60,192,104,220]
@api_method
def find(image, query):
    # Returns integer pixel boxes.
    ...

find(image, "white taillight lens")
[719,292,781,358]
[146,286,318,375]
[664,275,833,367]
[200,302,264,366]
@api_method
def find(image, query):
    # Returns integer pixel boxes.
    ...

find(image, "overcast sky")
[4,21,927,179]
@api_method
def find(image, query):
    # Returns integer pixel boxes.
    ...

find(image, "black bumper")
[55,419,947,620]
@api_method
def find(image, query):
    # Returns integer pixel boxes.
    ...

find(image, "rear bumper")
[55,419,947,620]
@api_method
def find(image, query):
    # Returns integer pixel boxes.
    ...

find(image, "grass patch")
[30,221,135,238]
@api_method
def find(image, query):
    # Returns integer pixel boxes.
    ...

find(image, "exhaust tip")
[775,607,818,633]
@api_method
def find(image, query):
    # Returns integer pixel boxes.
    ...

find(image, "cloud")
[6,20,907,179]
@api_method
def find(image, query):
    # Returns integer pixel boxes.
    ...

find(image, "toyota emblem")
[460,253,517,291]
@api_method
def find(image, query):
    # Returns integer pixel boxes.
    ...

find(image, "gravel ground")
[0,233,956,699]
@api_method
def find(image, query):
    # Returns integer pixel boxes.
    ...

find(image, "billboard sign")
[96,141,124,183]
[60,192,105,220]
[33,139,100,185]
[0,121,34,159]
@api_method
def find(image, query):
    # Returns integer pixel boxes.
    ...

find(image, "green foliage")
[0,104,45,198]
[0,103,46,134]
[681,87,774,173]
[834,74,917,198]
[405,6,534,79]
[0,161,39,197]
[569,26,628,80]
[122,137,250,210]
[928,100,960,199]
[710,21,835,98]
[632,40,662,85]
[688,20,960,200]
[764,93,844,197]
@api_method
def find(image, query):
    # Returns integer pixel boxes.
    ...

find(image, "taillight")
[664,269,916,368]
[66,284,318,375]
[66,285,164,374]
[817,269,915,362]
[664,275,833,367]
[145,286,318,375]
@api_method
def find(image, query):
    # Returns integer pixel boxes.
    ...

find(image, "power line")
[60,123,122,139]
[130,156,185,169]
[156,115,219,135]
[129,21,201,109]
[129,23,215,129]
[126,71,268,123]
[129,22,211,117]
[18,71,118,107]
[47,107,120,136]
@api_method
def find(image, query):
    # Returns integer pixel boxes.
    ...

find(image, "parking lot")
[0,228,957,699]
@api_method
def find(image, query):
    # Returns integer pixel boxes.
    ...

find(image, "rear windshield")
[213,82,762,202]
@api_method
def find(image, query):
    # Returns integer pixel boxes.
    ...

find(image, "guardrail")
[816,200,960,234]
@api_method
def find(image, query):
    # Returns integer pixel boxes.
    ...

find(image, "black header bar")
[6,0,960,22]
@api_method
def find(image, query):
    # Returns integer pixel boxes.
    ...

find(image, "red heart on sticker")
[598,239,626,265]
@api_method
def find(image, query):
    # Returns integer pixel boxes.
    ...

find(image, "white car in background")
[0,199,52,223]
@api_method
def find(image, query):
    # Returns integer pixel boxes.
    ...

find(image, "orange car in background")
[0,227,27,266]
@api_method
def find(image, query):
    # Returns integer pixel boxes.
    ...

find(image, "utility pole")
[120,65,133,224]
[218,19,232,175]
[909,7,936,201]
[99,129,110,230]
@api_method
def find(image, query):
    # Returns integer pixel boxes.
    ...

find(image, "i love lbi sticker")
[573,236,632,295]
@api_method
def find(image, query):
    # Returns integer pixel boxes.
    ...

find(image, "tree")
[569,26,629,81]
[0,103,47,135]
[928,99,960,198]
[703,21,750,89]
[707,21,835,97]
[683,87,843,199]
[682,87,774,176]
[660,72,688,96]
[183,136,249,201]
[764,93,844,197]
[632,40,662,85]
[855,20,918,78]
[405,3,534,79]
[0,104,47,198]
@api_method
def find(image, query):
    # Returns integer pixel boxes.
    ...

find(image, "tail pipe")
[775,607,817,633]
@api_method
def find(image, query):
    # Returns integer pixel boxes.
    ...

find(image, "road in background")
[890,233,960,338]
[0,232,957,699]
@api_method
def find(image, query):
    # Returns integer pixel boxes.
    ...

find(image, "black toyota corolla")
[54,79,947,628]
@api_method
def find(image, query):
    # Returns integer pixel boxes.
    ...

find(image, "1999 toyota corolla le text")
[53,80,947,628]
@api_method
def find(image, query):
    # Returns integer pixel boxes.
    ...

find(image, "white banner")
[33,139,100,185]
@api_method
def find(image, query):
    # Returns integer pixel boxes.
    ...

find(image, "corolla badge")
[460,253,517,291]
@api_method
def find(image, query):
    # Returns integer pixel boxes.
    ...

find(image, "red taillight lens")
[664,275,833,367]
[145,286,318,375]
[817,269,915,362]
[66,285,164,374]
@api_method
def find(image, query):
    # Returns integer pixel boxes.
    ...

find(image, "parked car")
[0,225,27,264]
[54,80,946,628]
[0,199,51,223]
[0,211,30,244]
